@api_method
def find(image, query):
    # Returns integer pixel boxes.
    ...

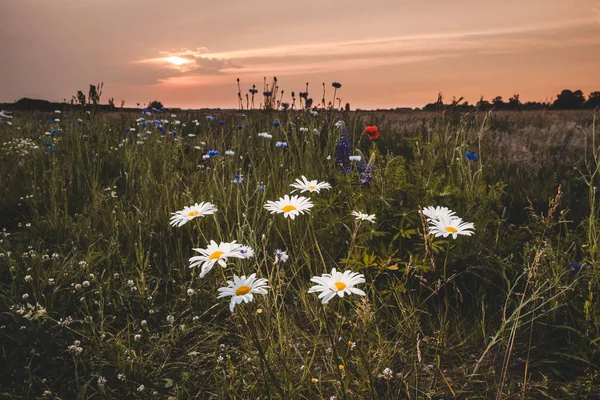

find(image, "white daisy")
[290,176,332,194]
[351,211,376,223]
[428,216,475,239]
[217,274,269,312]
[308,268,366,304]
[421,206,456,222]
[264,194,314,220]
[170,202,217,227]
[189,240,245,278]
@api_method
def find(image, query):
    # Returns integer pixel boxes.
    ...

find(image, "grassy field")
[1,107,599,399]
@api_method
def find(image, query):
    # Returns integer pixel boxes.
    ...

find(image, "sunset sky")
[2,0,599,109]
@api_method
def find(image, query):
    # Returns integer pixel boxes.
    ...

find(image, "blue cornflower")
[158,126,166,134]
[272,121,281,127]
[249,89,258,94]
[257,184,265,191]
[263,91,272,97]
[50,130,56,137]
[125,128,130,133]
[207,150,219,157]
[237,124,244,130]
[232,174,244,183]
[47,119,54,123]
[51,147,57,152]
[466,152,478,161]
[218,120,226,125]
[241,114,246,119]
[206,116,214,121]
[276,141,288,148]
[141,121,148,127]
[332,82,342,89]
[570,263,581,273]
[225,150,235,156]
[171,131,178,135]
[44,141,52,147]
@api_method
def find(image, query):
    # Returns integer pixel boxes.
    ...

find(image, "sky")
[1,0,599,109]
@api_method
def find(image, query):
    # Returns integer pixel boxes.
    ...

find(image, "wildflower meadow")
[1,101,599,399]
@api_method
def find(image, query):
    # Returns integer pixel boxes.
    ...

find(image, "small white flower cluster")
[1,138,39,157]
[103,186,118,198]
[382,367,393,380]
[57,316,73,327]
[68,340,83,355]
[10,302,46,320]
[21,248,38,259]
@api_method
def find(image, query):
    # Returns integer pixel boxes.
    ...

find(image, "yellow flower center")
[445,226,458,233]
[235,285,251,296]
[209,251,224,260]
[309,185,316,190]
[282,205,297,212]
[188,210,200,217]
[334,282,347,291]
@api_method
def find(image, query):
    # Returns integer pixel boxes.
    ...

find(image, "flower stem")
[320,304,348,400]
[241,311,286,399]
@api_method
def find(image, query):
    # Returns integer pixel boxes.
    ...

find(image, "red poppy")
[365,125,380,140]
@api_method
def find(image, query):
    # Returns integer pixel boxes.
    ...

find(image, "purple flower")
[335,121,351,173]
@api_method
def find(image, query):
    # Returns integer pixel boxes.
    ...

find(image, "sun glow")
[164,56,192,66]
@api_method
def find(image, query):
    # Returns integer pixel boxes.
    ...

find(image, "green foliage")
[0,109,598,399]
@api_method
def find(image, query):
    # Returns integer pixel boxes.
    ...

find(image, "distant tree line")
[3,87,600,113]
[421,89,600,112]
